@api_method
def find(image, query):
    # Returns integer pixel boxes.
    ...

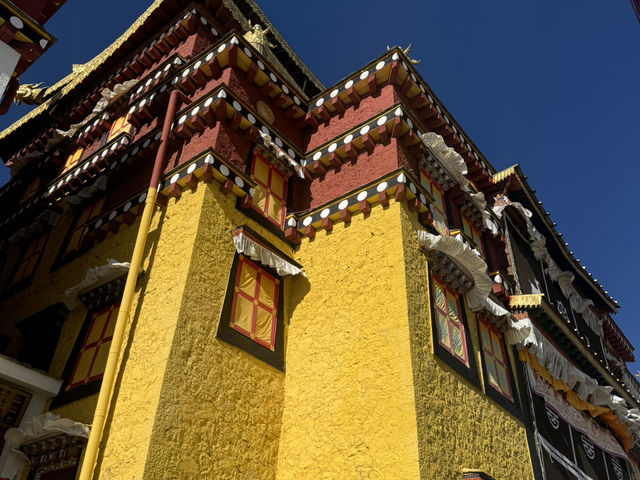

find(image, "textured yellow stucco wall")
[96,183,289,479]
[93,187,207,480]
[399,204,534,480]
[277,201,422,480]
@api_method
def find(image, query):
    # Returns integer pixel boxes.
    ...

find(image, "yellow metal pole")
[78,89,182,480]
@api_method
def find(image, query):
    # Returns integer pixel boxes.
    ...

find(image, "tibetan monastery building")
[0,1,638,479]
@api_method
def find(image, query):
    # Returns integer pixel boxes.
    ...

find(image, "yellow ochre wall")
[400,205,533,480]
[277,201,421,480]
[95,182,290,480]
[92,185,207,479]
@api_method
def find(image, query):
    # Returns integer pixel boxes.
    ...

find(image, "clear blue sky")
[1,1,639,372]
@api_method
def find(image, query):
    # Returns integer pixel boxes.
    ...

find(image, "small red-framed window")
[419,169,448,235]
[230,255,279,350]
[478,317,513,400]
[250,152,287,228]
[66,304,119,391]
[62,197,106,256]
[10,234,47,286]
[431,275,469,366]
[462,215,484,256]
[106,114,133,143]
[61,147,84,174]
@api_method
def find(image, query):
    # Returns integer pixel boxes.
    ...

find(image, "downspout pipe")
[78,88,184,480]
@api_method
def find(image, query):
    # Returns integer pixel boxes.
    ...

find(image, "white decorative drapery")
[4,412,89,449]
[506,317,640,435]
[233,232,305,277]
[421,132,469,191]
[417,230,508,317]
[62,258,131,309]
[492,197,603,336]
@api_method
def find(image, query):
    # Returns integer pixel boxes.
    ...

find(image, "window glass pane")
[267,195,284,224]
[497,365,510,393]
[70,348,95,385]
[480,325,491,352]
[237,260,257,296]
[419,170,432,193]
[491,333,503,359]
[252,185,268,215]
[252,156,270,186]
[433,211,447,236]
[90,342,111,378]
[270,171,285,199]
[436,312,451,349]
[451,325,465,359]
[258,275,276,308]
[103,306,119,338]
[485,357,498,386]
[85,311,108,345]
[232,294,254,333]
[254,306,275,346]
[446,292,459,323]
[433,282,446,310]
[432,187,444,211]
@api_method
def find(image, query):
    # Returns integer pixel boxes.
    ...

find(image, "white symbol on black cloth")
[545,405,560,429]
[581,435,595,460]
[556,300,570,321]
[612,457,624,480]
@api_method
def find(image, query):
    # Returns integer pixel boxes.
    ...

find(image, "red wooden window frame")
[478,316,513,400]
[419,168,448,235]
[62,197,106,256]
[106,114,133,143]
[230,255,279,350]
[250,152,287,228]
[431,275,469,366]
[10,234,47,286]
[461,214,484,256]
[66,304,119,391]
[61,147,84,174]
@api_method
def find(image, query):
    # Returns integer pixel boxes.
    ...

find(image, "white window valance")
[506,316,640,436]
[418,230,508,317]
[233,231,305,277]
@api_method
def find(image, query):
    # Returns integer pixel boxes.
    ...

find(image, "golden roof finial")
[387,44,420,64]
[14,82,49,106]
[244,20,275,55]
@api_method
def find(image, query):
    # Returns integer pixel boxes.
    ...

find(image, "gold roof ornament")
[387,44,420,64]
[244,21,275,55]
[14,82,50,106]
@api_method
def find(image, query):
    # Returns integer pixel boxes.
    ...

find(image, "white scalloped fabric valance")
[492,197,603,336]
[417,230,508,317]
[233,232,305,277]
[421,132,469,191]
[527,364,627,457]
[62,258,130,309]
[421,132,497,234]
[506,317,640,435]
[258,131,305,179]
[4,412,89,449]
